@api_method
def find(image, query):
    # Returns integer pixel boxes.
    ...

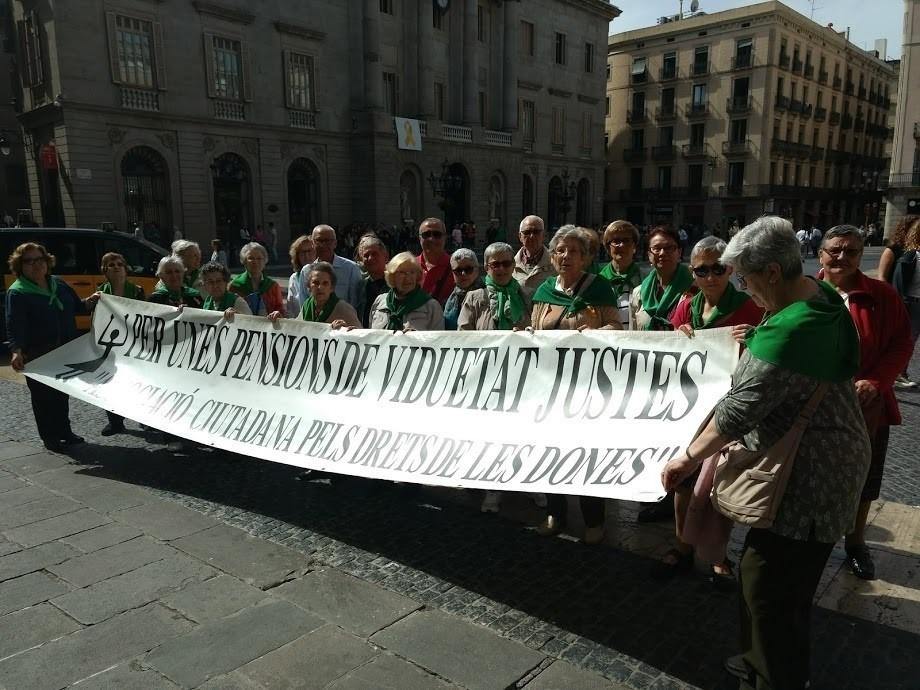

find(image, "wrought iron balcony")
[686,102,710,118]
[810,146,825,161]
[652,144,677,161]
[792,57,803,74]
[858,86,867,100]
[659,65,678,81]
[732,53,754,70]
[804,63,814,79]
[845,81,854,95]
[775,95,790,111]
[626,108,648,124]
[778,53,790,70]
[818,70,828,84]
[726,96,753,114]
[841,113,853,130]
[854,118,865,132]
[690,61,710,77]
[829,111,841,125]
[800,103,813,119]
[682,143,712,159]
[833,76,842,90]
[789,99,803,114]
[722,139,753,156]
[622,147,647,162]
[655,105,677,121]
[814,106,827,122]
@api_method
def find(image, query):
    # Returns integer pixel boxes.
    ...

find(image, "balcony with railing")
[801,103,813,120]
[288,110,316,129]
[626,108,648,124]
[722,139,753,156]
[829,111,841,125]
[789,99,803,114]
[841,113,853,130]
[775,95,790,111]
[619,188,645,202]
[443,124,473,143]
[826,149,850,164]
[818,70,828,84]
[655,105,677,122]
[719,183,758,197]
[682,143,711,159]
[121,87,160,112]
[814,106,827,122]
[213,99,246,121]
[792,57,803,74]
[778,52,790,70]
[858,86,867,101]
[845,81,854,95]
[804,63,814,79]
[690,61,710,77]
[622,147,647,162]
[854,118,865,132]
[631,68,649,85]
[810,146,825,161]
[732,52,754,70]
[659,65,678,81]
[833,76,842,90]
[652,144,677,161]
[726,96,753,114]
[551,142,565,154]
[880,172,920,189]
[686,102,709,118]
[484,129,512,147]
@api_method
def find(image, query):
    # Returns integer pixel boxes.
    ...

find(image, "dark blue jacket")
[5,278,85,359]
[892,250,917,298]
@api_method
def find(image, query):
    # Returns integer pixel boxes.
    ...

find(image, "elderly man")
[299,224,365,317]
[358,235,390,327]
[416,217,455,305]
[513,215,556,298]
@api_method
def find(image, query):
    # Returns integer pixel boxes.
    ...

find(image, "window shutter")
[17,20,30,88]
[153,21,167,91]
[203,33,216,98]
[282,49,292,108]
[240,39,252,102]
[106,12,122,85]
[30,11,44,86]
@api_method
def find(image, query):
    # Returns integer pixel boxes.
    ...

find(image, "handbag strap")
[796,382,829,423]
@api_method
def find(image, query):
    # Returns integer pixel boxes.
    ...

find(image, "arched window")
[288,158,321,236]
[212,152,253,245]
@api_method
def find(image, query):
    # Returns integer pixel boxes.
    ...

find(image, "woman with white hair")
[661,216,869,690]
[443,248,483,330]
[301,261,361,328]
[229,242,284,317]
[368,251,444,331]
[148,255,203,308]
[170,239,203,291]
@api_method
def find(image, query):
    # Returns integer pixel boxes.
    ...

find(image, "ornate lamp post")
[428,159,462,226]
[557,168,577,224]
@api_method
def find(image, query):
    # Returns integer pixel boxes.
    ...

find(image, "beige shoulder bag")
[711,382,828,528]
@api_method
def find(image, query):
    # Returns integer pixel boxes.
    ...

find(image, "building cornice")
[191,1,255,25]
[517,79,542,92]
[561,0,621,21]
[577,94,600,104]
[273,21,326,42]
[548,88,573,99]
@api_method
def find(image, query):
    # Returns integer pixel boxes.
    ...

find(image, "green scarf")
[638,264,694,330]
[384,287,431,330]
[203,291,238,312]
[531,274,618,316]
[302,293,340,323]
[690,283,749,329]
[745,279,859,382]
[9,276,63,311]
[484,275,524,330]
[185,268,200,289]
[230,271,274,295]
[99,281,143,300]
[152,285,200,304]
[599,261,642,296]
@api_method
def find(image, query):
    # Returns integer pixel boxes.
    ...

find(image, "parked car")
[1,228,167,339]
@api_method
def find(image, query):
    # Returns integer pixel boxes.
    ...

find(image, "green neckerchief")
[384,287,431,329]
[589,261,605,275]
[302,293,340,323]
[152,285,200,304]
[531,274,618,316]
[230,271,273,295]
[690,282,749,329]
[10,275,63,310]
[599,261,642,296]
[484,275,524,330]
[203,291,238,312]
[638,264,693,330]
[185,268,200,289]
[98,281,143,300]
[745,279,859,382]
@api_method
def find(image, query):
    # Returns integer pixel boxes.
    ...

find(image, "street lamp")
[427,159,461,200]
[557,168,577,223]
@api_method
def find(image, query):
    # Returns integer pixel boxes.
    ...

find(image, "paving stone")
[371,609,545,690]
[0,540,79,582]
[526,660,629,689]
[0,537,21,557]
[0,494,82,529]
[160,574,269,623]
[0,570,71,615]
[60,522,144,553]
[2,507,110,548]
[0,442,42,461]
[0,603,83,659]
[112,500,218,541]
[274,567,421,637]
[172,524,310,589]
[0,483,49,508]
[327,653,459,689]
[0,603,193,690]
[50,551,216,624]
[238,625,378,689]
[0,474,27,493]
[197,670,268,690]
[48,536,175,588]
[145,599,325,688]
[1,452,72,476]
[868,501,920,555]
[30,467,154,512]
[67,658,180,690]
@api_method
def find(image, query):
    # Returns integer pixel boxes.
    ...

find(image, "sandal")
[657,548,694,576]
[710,558,736,588]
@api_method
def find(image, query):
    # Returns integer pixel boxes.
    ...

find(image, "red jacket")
[416,252,455,306]
[819,270,914,426]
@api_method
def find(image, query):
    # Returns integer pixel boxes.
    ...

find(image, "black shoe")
[43,440,67,453]
[724,654,750,681]
[845,544,876,580]
[100,422,124,437]
[62,434,85,446]
[637,498,673,523]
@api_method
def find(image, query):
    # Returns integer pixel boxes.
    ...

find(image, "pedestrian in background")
[210,239,228,268]
[285,235,316,318]
[170,240,203,291]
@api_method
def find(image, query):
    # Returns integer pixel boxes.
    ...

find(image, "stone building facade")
[605,1,896,231]
[10,0,619,250]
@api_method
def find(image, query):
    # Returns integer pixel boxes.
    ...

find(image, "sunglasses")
[487,260,514,270]
[105,262,126,268]
[452,265,477,276]
[821,247,861,258]
[22,256,48,265]
[692,263,728,278]
[420,231,444,240]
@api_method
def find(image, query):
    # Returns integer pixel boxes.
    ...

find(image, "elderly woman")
[301,261,362,328]
[818,225,914,581]
[286,235,316,317]
[629,225,695,331]
[5,243,98,451]
[600,220,645,329]
[369,251,444,330]
[149,256,204,308]
[444,248,483,330]
[200,261,251,318]
[230,242,284,317]
[664,236,764,579]
[171,239,203,291]
[97,252,146,436]
[532,227,620,545]
[662,216,870,690]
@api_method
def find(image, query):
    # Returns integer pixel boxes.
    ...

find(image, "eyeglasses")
[736,273,748,290]
[487,260,514,270]
[520,229,542,237]
[692,263,728,278]
[452,265,477,276]
[21,256,47,265]
[607,237,634,247]
[649,244,679,254]
[552,247,582,257]
[820,246,861,258]
[420,231,444,240]
[203,278,227,286]
[393,269,416,278]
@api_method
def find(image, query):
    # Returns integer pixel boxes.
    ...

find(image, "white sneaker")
[481,491,501,513]
[532,493,548,508]
[895,374,917,388]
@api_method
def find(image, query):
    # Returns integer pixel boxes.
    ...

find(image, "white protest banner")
[25,295,739,502]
